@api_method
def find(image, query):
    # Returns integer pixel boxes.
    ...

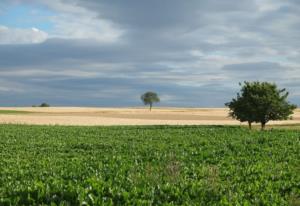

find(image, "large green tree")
[226,81,297,130]
[141,91,160,111]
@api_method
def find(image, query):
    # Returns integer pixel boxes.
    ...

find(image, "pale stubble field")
[1,107,300,126]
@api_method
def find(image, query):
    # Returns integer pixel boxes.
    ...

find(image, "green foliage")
[0,125,299,205]
[141,91,160,111]
[226,81,297,130]
[40,103,50,107]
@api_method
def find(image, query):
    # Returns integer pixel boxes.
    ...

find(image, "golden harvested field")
[1,107,300,126]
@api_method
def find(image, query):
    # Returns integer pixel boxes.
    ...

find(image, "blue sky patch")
[0,4,54,31]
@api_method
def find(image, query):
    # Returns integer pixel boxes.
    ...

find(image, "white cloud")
[0,26,48,44]
[0,0,124,44]
[255,0,284,12]
[50,14,123,43]
[40,0,124,43]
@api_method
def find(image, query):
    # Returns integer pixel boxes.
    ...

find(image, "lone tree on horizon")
[226,81,296,130]
[141,91,160,111]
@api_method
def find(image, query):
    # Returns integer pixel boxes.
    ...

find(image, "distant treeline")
[32,103,50,107]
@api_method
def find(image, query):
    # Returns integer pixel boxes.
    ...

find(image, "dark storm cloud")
[0,0,299,106]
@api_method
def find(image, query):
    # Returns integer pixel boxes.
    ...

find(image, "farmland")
[1,107,300,126]
[0,125,299,205]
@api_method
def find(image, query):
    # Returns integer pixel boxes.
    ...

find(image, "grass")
[266,124,300,130]
[0,110,32,114]
[248,123,300,130]
[0,125,299,205]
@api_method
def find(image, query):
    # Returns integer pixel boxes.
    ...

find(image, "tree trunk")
[248,121,252,130]
[261,122,266,131]
[149,103,152,111]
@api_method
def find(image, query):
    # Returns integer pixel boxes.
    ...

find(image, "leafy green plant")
[0,125,299,205]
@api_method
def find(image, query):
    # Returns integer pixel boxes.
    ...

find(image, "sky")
[0,0,299,107]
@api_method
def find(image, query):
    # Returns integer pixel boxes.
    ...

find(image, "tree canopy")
[226,81,297,130]
[141,91,160,111]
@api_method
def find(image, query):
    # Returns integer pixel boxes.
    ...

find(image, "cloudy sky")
[0,0,299,107]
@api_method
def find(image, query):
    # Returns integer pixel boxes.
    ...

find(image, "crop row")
[0,125,299,205]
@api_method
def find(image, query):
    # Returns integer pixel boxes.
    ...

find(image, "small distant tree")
[141,91,160,111]
[226,81,296,130]
[40,103,50,107]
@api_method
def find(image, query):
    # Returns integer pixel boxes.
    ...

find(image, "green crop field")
[0,110,32,115]
[0,125,299,205]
